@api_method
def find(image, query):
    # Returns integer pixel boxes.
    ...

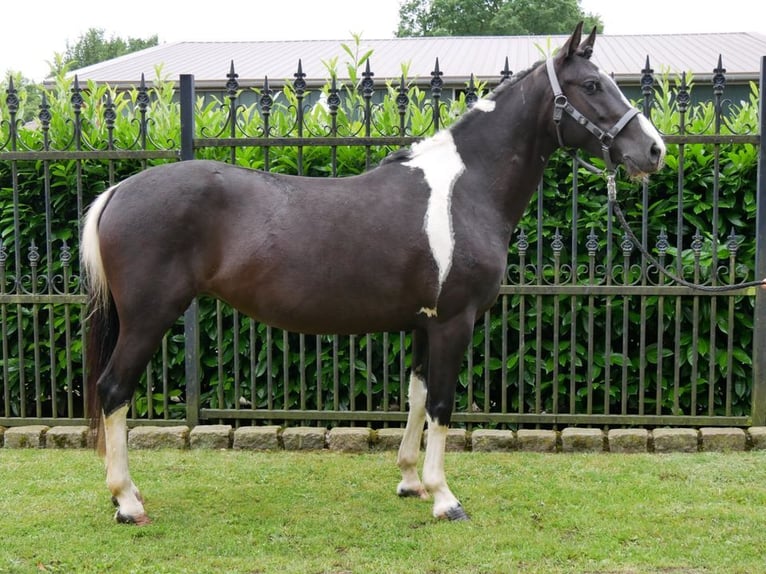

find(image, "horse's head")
[547,23,665,178]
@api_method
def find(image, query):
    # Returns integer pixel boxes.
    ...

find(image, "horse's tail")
[81,185,120,456]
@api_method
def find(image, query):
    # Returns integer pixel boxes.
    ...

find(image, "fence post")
[180,74,200,427]
[752,57,766,426]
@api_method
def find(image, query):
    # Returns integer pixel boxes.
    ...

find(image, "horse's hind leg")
[397,329,429,499]
[99,304,188,524]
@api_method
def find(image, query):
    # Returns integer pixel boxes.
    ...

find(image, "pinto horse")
[82,23,665,525]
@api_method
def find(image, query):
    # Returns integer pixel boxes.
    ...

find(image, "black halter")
[545,57,640,175]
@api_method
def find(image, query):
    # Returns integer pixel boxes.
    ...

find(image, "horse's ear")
[556,21,584,61]
[577,26,597,59]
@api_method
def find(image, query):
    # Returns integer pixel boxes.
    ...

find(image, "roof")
[61,32,766,89]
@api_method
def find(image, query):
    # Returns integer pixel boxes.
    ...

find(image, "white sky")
[3,0,766,82]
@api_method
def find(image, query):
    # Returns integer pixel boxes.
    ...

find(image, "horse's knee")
[426,398,454,427]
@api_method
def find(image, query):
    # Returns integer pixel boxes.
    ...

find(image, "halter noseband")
[545,57,640,176]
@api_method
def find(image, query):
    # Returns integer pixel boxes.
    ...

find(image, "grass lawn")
[1,449,765,573]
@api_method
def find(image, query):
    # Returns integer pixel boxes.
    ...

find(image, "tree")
[397,0,603,37]
[60,28,159,71]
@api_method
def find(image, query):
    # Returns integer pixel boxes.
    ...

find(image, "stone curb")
[3,425,766,454]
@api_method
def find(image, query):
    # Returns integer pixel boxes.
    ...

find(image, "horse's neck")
[451,72,555,230]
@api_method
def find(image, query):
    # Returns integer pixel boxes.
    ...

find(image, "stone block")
[233,426,281,450]
[328,427,371,452]
[373,428,408,450]
[700,427,747,452]
[561,428,605,453]
[190,425,233,449]
[471,429,516,452]
[46,426,89,449]
[282,427,327,450]
[652,428,699,453]
[749,427,766,450]
[425,428,467,452]
[608,429,649,453]
[4,425,49,448]
[517,429,558,453]
[128,425,189,449]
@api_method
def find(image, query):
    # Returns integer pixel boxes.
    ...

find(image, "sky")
[3,0,766,82]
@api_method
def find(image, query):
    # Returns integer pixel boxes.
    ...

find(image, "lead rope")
[606,172,766,293]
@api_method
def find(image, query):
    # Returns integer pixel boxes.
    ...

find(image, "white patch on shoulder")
[473,99,496,113]
[403,130,466,298]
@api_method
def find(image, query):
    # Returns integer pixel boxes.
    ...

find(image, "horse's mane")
[378,59,546,167]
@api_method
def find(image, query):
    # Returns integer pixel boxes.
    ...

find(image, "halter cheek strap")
[545,57,640,174]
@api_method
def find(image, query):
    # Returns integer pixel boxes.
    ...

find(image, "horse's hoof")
[442,504,470,522]
[115,510,152,526]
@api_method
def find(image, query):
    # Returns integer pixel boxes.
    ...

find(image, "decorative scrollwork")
[60,241,72,266]
[465,75,478,109]
[293,60,307,95]
[259,77,273,114]
[585,227,599,256]
[27,241,39,267]
[430,58,443,97]
[712,55,726,97]
[360,60,375,99]
[551,228,564,255]
[691,229,704,255]
[499,57,512,83]
[516,229,529,256]
[726,229,740,257]
[620,232,634,257]
[676,72,690,115]
[226,61,240,97]
[655,228,669,256]
[640,56,654,99]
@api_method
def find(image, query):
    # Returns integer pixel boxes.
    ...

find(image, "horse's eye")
[583,81,599,95]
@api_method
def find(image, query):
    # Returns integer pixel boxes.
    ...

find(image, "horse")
[81,23,665,525]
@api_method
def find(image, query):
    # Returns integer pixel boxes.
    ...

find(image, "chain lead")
[607,172,617,202]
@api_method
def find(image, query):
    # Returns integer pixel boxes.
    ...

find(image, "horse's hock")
[1,424,760,453]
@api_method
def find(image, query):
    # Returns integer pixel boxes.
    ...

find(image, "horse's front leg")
[103,404,150,525]
[422,315,473,521]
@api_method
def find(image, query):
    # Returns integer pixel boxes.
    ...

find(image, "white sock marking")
[423,417,461,517]
[397,373,428,496]
[404,130,465,299]
[104,404,145,519]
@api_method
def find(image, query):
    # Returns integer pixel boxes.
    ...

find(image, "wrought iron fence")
[1,54,765,429]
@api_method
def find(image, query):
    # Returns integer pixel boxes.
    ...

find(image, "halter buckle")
[553,94,567,123]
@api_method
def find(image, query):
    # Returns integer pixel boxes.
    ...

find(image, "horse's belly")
[233,292,418,335]
[209,260,432,335]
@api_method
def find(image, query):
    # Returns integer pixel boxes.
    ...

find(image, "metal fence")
[1,54,765,430]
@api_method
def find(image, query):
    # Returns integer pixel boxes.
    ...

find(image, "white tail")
[80,184,119,312]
